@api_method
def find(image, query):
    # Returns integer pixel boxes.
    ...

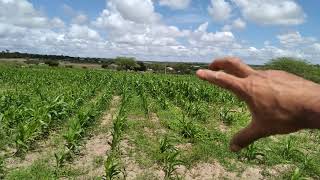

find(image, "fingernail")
[230,144,242,152]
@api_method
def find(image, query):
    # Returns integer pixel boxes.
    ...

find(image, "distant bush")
[44,60,59,67]
[65,65,73,68]
[101,64,109,69]
[24,59,40,65]
[264,57,320,83]
[114,57,139,71]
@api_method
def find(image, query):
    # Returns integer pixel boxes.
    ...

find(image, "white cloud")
[312,43,320,52]
[208,0,232,22]
[159,0,191,10]
[51,17,65,28]
[232,0,306,25]
[0,23,26,38]
[222,18,246,31]
[109,0,160,24]
[0,0,319,64]
[93,0,188,47]
[62,4,89,25]
[232,18,246,30]
[0,0,49,28]
[277,31,316,47]
[68,24,101,41]
[189,22,235,48]
[72,14,88,25]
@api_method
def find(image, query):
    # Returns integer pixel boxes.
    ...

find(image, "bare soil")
[71,96,121,179]
[5,132,59,169]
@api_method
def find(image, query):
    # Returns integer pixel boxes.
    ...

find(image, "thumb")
[230,122,267,152]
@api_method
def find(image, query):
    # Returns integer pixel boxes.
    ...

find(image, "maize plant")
[282,136,302,161]
[104,154,122,180]
[54,148,71,168]
[163,151,183,180]
[159,136,176,153]
[179,114,198,139]
[159,137,183,180]
[240,144,265,162]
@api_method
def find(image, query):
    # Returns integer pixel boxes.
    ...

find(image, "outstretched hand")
[196,57,320,152]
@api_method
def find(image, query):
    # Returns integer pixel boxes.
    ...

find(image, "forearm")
[304,90,320,129]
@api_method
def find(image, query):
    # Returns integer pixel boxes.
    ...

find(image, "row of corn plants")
[0,68,111,155]
[54,83,114,169]
[104,89,131,180]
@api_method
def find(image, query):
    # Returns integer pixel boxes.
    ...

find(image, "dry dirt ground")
[71,96,121,179]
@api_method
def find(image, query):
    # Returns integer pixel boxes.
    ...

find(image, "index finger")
[196,69,248,99]
[209,57,255,78]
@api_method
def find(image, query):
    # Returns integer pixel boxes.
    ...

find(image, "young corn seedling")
[63,119,83,152]
[159,137,183,180]
[138,87,150,118]
[290,167,307,180]
[111,115,127,151]
[219,107,234,125]
[163,151,184,180]
[104,154,122,180]
[240,144,265,162]
[54,149,71,168]
[179,114,198,139]
[15,122,37,155]
[282,136,301,161]
[159,136,176,153]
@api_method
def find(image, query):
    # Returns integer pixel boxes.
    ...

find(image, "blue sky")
[1,0,320,64]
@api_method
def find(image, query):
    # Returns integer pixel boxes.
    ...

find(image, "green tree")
[264,57,320,83]
[115,57,139,71]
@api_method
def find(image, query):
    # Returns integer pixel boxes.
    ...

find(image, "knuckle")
[226,57,242,66]
[231,57,242,63]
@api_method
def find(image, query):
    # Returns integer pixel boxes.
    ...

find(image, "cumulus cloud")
[159,0,191,10]
[93,0,188,47]
[232,0,306,25]
[277,31,316,47]
[0,0,49,28]
[208,0,232,22]
[0,23,26,38]
[68,24,101,41]
[51,17,65,28]
[72,14,88,25]
[232,18,246,30]
[0,0,319,64]
[190,22,235,47]
[222,18,246,31]
[61,4,88,25]
[109,0,160,24]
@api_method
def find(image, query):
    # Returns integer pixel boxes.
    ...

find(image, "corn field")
[0,65,319,179]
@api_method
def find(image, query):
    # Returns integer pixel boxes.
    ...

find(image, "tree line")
[0,50,206,74]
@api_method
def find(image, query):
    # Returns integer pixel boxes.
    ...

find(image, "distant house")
[166,67,174,71]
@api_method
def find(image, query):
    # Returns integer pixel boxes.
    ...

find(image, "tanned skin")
[196,57,320,152]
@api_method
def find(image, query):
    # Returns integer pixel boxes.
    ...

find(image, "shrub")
[24,59,40,65]
[44,60,59,67]
[264,57,320,83]
[101,64,109,69]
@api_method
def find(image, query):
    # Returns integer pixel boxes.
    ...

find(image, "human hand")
[196,57,320,152]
